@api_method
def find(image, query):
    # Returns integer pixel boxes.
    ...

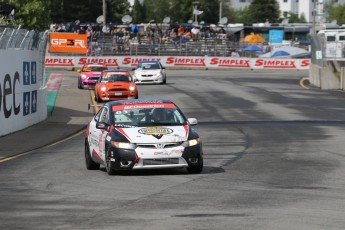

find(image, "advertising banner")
[0,50,47,136]
[45,56,310,70]
[269,30,284,44]
[49,33,88,54]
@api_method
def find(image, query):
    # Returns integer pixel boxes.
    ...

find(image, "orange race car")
[77,63,108,89]
[94,70,139,102]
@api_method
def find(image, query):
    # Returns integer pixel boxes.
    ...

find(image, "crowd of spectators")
[51,20,233,56]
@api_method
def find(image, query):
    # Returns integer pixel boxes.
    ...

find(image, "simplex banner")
[45,56,310,70]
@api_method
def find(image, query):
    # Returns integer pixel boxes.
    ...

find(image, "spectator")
[191,26,200,41]
[231,49,240,57]
[131,23,139,39]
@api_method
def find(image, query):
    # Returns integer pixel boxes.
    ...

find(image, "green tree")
[143,0,171,23]
[170,0,193,24]
[197,0,220,24]
[1,0,52,30]
[107,0,131,24]
[132,0,146,23]
[247,0,280,23]
[282,12,307,23]
[325,3,345,25]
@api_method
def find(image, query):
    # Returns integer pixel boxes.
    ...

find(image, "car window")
[87,66,107,72]
[140,63,160,70]
[94,107,103,122]
[99,107,109,124]
[101,74,130,82]
[113,107,187,127]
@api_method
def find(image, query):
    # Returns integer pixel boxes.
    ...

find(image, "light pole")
[103,0,107,28]
[312,0,317,34]
[219,1,222,24]
[192,1,200,23]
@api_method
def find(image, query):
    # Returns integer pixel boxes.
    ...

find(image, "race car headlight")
[100,86,106,92]
[155,72,162,77]
[111,141,137,149]
[182,138,201,147]
[129,84,136,91]
[81,74,87,79]
[134,72,141,78]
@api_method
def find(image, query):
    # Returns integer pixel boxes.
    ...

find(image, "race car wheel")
[163,77,166,84]
[105,148,116,175]
[95,93,102,102]
[187,154,203,174]
[85,141,100,170]
[78,78,83,89]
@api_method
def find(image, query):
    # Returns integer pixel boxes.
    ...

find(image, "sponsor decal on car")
[138,127,173,139]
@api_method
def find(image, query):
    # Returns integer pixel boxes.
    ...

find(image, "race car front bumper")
[108,143,202,170]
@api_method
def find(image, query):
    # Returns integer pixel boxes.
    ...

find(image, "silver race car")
[132,61,167,84]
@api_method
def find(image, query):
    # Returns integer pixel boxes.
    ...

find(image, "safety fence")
[0,27,49,136]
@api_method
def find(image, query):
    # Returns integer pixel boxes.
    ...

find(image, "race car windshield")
[101,74,130,82]
[113,108,187,127]
[87,66,107,71]
[138,63,160,70]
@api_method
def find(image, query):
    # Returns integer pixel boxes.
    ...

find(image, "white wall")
[0,50,47,136]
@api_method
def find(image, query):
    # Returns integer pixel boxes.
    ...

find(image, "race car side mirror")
[188,118,198,126]
[96,122,109,131]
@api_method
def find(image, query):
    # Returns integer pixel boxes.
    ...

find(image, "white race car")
[85,99,203,175]
[132,61,167,84]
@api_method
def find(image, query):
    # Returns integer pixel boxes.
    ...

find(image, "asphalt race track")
[1,69,345,230]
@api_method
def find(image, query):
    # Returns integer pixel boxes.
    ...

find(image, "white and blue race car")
[85,99,203,175]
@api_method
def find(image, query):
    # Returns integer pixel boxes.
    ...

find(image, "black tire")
[85,141,100,170]
[135,93,139,99]
[95,92,102,102]
[105,147,116,175]
[163,77,166,84]
[187,155,203,174]
[78,78,83,89]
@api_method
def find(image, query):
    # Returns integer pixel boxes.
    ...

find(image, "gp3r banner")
[49,33,88,54]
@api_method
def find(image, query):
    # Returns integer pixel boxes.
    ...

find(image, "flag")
[193,9,203,15]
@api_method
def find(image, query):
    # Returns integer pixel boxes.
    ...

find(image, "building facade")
[230,0,345,22]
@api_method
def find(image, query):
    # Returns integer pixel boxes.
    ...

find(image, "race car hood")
[102,82,131,89]
[116,126,189,143]
[83,72,101,77]
[135,69,161,75]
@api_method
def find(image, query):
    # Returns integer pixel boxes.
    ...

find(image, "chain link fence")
[0,26,49,86]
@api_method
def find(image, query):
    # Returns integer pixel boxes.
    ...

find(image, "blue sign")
[269,30,284,44]
[31,62,37,84]
[23,92,30,116]
[23,62,30,85]
[31,90,37,113]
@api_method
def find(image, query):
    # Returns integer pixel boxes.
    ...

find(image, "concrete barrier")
[0,49,47,136]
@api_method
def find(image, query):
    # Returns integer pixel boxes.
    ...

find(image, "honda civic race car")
[85,99,203,175]
[132,61,166,84]
[94,70,138,102]
[77,64,108,89]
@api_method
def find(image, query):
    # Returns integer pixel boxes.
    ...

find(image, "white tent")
[259,46,309,58]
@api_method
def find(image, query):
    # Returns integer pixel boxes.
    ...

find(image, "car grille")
[108,88,128,92]
[143,158,179,165]
[137,143,182,149]
[88,77,99,81]
[141,75,153,77]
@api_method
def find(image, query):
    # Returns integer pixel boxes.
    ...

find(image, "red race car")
[94,70,139,102]
[77,64,108,89]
